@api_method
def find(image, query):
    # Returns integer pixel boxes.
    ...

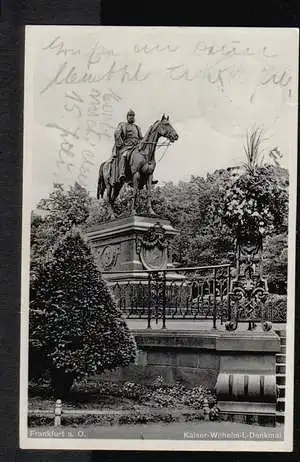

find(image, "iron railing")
[103,264,287,329]
[103,264,231,329]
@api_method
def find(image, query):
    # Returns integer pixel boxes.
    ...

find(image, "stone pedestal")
[86,215,180,282]
[98,329,281,426]
[215,330,281,426]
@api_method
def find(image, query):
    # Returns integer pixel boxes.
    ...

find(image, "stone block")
[134,330,217,350]
[173,367,217,388]
[220,354,276,375]
[276,364,286,374]
[276,374,286,386]
[134,349,148,366]
[145,350,219,370]
[146,351,177,366]
[216,331,281,353]
[217,401,277,417]
[177,352,219,369]
[276,354,286,364]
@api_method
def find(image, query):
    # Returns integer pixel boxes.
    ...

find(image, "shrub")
[266,294,287,322]
[29,230,137,397]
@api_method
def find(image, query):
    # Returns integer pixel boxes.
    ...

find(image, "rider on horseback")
[112,109,158,185]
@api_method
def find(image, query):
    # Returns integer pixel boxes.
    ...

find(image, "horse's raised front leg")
[131,172,140,215]
[146,174,156,216]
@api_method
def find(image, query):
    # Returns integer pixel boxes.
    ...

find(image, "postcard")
[20,25,298,451]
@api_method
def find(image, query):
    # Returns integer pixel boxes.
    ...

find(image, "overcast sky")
[23,26,299,208]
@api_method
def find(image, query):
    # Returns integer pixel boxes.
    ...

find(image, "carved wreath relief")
[136,222,169,270]
[96,244,120,271]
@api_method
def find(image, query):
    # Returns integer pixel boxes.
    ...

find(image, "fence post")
[147,272,152,329]
[212,267,217,329]
[227,265,231,322]
[203,397,210,421]
[54,399,62,426]
[162,271,167,329]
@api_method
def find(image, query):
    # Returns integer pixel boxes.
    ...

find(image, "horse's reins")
[140,140,171,163]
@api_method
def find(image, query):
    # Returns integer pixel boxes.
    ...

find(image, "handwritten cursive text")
[40,61,151,94]
[42,36,81,56]
[134,43,179,53]
[193,40,277,58]
[87,41,120,69]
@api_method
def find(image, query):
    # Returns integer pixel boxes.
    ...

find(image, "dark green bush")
[30,231,137,397]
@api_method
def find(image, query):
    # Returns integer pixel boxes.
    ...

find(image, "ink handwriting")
[193,40,277,58]
[134,43,179,53]
[40,61,151,94]
[87,41,120,69]
[42,36,81,56]
[64,90,84,118]
[46,122,79,173]
[78,88,121,186]
[166,62,292,102]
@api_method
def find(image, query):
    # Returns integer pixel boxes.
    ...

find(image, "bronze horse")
[97,114,178,216]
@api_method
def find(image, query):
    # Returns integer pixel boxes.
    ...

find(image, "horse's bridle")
[139,140,171,163]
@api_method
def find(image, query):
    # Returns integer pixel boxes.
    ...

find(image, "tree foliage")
[30,230,136,395]
[221,127,289,241]
[31,182,92,279]
[30,184,136,394]
[82,163,288,289]
[263,233,288,294]
[222,164,289,240]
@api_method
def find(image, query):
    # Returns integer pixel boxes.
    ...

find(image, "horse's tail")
[97,162,106,199]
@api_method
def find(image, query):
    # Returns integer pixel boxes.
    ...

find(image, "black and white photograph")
[20,26,298,451]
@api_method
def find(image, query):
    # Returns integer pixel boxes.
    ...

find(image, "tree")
[263,233,288,294]
[220,127,289,243]
[222,164,288,242]
[38,182,92,230]
[29,230,137,397]
[31,183,92,278]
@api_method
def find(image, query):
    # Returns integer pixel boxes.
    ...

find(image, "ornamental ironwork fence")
[104,264,231,329]
[103,264,286,330]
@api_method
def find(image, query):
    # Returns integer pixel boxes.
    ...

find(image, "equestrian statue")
[97,109,179,216]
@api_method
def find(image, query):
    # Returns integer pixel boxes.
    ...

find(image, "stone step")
[276,364,286,374]
[277,384,285,398]
[275,329,286,338]
[276,410,285,424]
[276,374,286,386]
[276,398,285,412]
[276,354,286,364]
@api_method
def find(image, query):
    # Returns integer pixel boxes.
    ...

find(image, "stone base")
[102,270,185,284]
[215,332,280,426]
[218,404,276,426]
[98,329,280,425]
[86,215,179,276]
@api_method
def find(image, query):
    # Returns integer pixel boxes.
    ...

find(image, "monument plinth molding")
[86,215,181,283]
